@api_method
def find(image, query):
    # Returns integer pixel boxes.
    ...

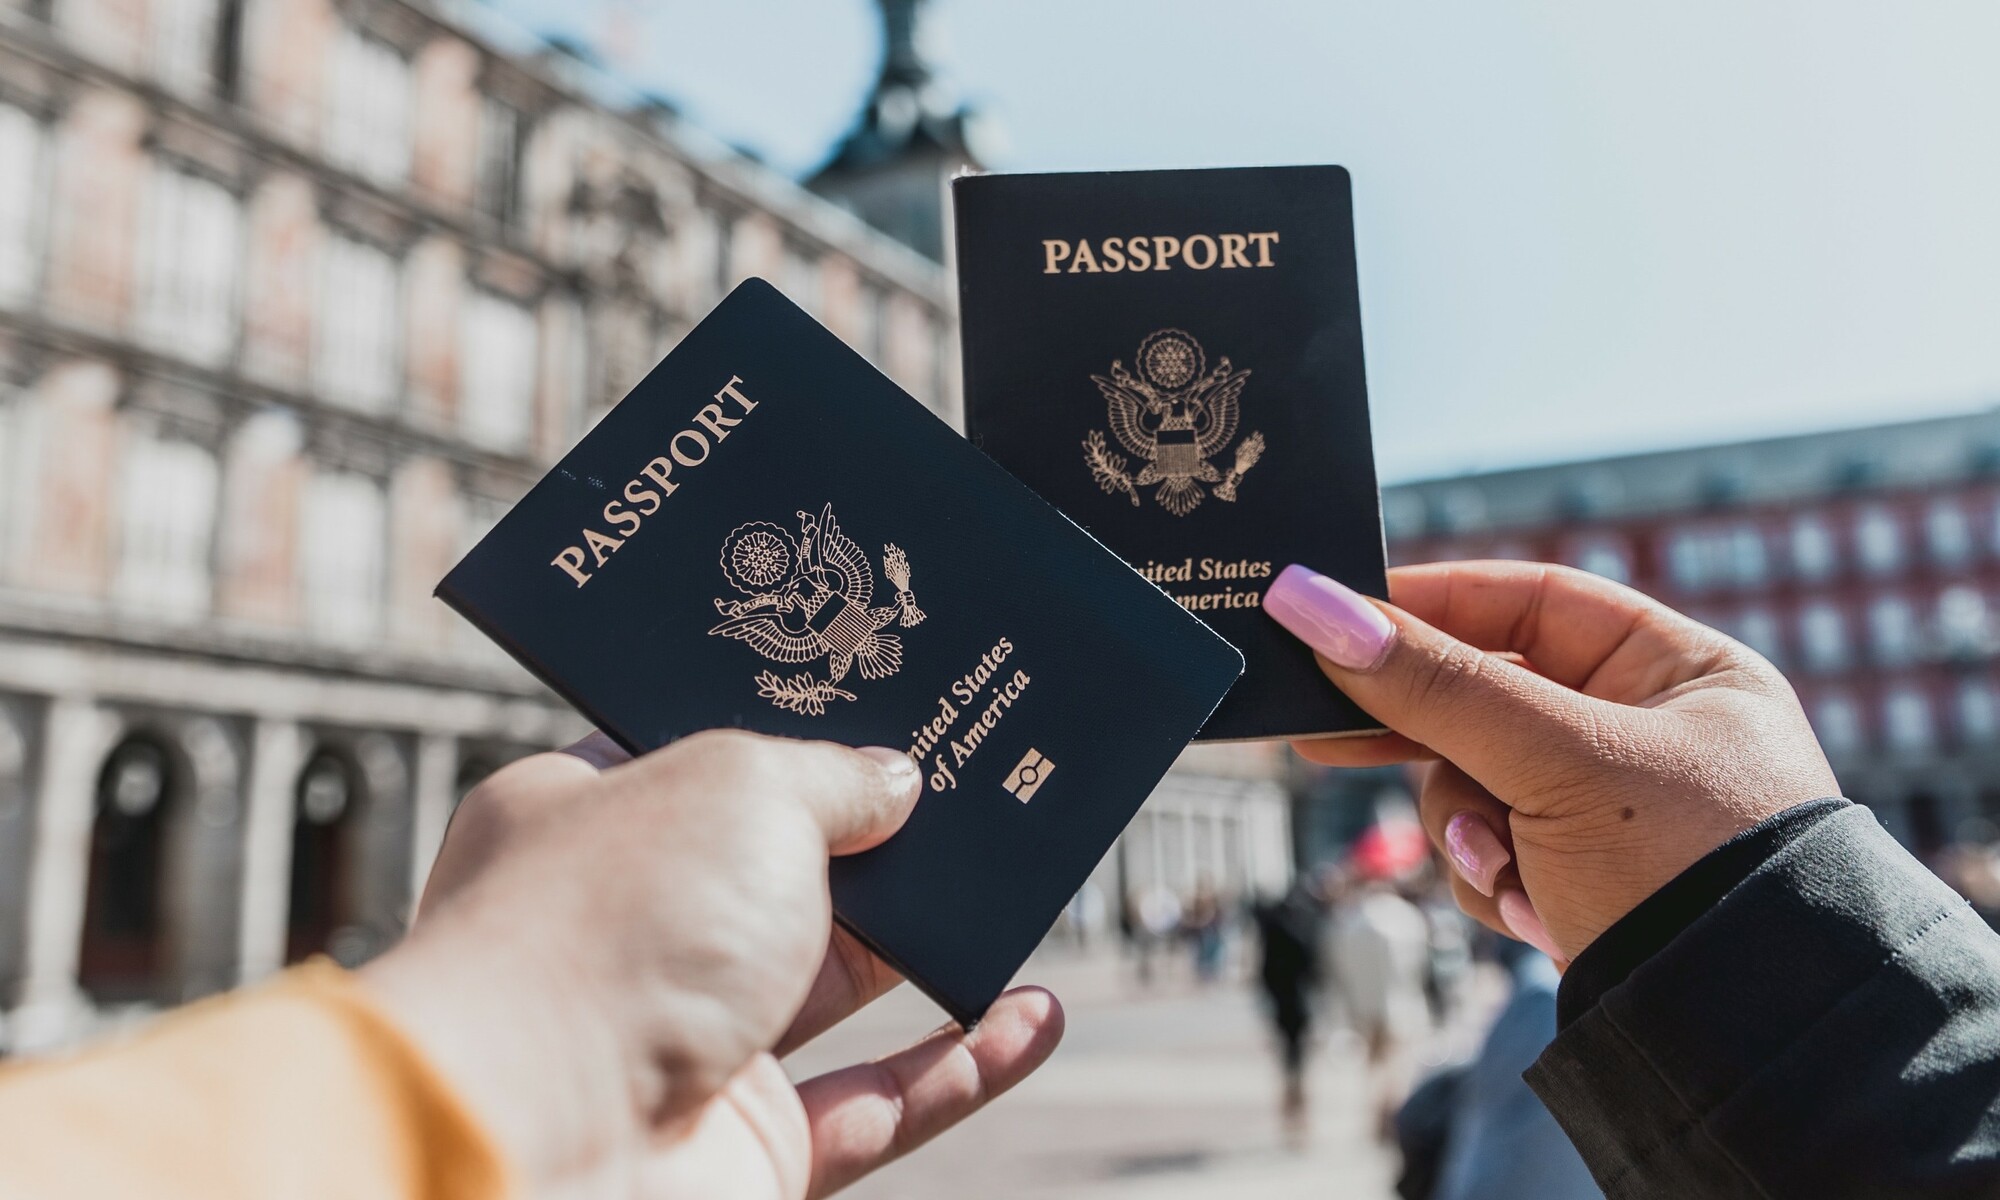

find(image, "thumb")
[1265,564,1607,794]
[611,731,924,855]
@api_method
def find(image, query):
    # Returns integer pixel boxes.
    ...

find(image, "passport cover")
[436,279,1242,1025]
[954,165,1388,742]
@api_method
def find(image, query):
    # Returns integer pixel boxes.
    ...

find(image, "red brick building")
[1381,409,2000,856]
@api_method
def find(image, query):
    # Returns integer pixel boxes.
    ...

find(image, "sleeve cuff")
[1556,796,1851,1028]
[0,958,515,1200]
[1527,803,1998,1197]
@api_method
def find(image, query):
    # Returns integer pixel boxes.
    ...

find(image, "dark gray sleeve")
[1526,804,2000,1200]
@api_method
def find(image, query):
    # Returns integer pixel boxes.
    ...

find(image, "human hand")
[361,730,1064,1198]
[1267,560,1838,961]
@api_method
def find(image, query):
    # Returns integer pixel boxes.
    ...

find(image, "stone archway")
[285,732,411,968]
[77,734,179,1004]
[74,712,244,1009]
[285,747,361,965]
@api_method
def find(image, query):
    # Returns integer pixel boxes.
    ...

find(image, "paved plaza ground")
[786,946,1492,1200]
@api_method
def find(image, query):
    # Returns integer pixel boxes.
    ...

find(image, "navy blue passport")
[954,165,1388,742]
[437,279,1241,1025]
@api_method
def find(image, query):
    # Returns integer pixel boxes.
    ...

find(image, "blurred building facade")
[1300,409,2000,868]
[0,0,960,1049]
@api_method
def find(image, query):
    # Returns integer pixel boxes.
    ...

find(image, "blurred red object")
[1349,823,1430,881]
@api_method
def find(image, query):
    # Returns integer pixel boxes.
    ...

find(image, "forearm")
[1529,802,2000,1199]
[0,961,511,1200]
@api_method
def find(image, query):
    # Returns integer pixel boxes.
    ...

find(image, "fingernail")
[1498,890,1562,961]
[1444,811,1510,897]
[1264,564,1396,671]
[859,746,919,780]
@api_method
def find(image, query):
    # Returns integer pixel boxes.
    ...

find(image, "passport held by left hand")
[436,280,1242,1025]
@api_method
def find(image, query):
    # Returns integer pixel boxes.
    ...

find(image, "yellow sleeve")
[0,960,514,1200]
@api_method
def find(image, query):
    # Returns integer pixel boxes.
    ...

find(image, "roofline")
[1392,402,2000,493]
[428,0,951,304]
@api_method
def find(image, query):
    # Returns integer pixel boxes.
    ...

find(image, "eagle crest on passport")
[1082,329,1266,517]
[708,503,926,715]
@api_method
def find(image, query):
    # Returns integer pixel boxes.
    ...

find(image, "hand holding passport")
[374,726,1065,1196]
[438,166,1387,1025]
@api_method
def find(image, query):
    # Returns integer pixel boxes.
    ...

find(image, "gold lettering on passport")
[1135,557,1274,613]
[552,375,760,587]
[707,503,925,716]
[1041,232,1278,274]
[904,636,1034,794]
[1083,330,1266,517]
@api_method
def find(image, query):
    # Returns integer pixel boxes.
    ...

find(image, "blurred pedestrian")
[1327,839,1432,1141]
[1252,877,1325,1145]
[1131,883,1182,986]
[1062,880,1108,947]
[1182,879,1227,983]
[1416,874,1473,1026]
[1396,940,1595,1200]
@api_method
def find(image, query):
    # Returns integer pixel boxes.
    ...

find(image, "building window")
[473,96,523,227]
[1938,585,1989,659]
[1727,524,1768,586]
[459,291,538,453]
[1799,602,1850,673]
[1735,607,1783,665]
[0,104,45,307]
[1958,679,1999,745]
[80,737,177,1003]
[314,234,400,412]
[1855,506,1904,576]
[113,435,219,620]
[300,471,386,642]
[213,0,244,99]
[287,750,360,964]
[323,29,412,185]
[852,282,884,361]
[1435,486,1488,536]
[1884,687,1935,753]
[1667,529,1709,593]
[134,162,241,366]
[1927,499,1974,568]
[1868,594,1919,666]
[1566,536,1632,584]
[1811,692,1864,753]
[1790,515,1838,582]
[149,0,220,94]
[779,243,821,315]
[594,301,655,411]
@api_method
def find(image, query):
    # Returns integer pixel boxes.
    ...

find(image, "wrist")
[360,912,636,1192]
[1552,798,1851,1027]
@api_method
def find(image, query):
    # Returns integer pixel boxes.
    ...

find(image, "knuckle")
[665,728,778,791]
[1399,640,1489,723]
[455,761,552,833]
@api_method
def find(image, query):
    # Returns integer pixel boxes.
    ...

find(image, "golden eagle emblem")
[708,504,924,715]
[1082,329,1265,517]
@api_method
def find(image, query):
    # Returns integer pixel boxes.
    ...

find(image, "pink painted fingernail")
[1498,890,1562,961]
[1445,811,1510,897]
[1264,564,1396,671]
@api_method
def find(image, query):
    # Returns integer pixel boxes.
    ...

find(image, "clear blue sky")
[486,0,2000,484]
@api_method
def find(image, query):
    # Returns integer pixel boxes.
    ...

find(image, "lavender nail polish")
[1264,564,1395,671]
[1499,890,1562,962]
[1445,811,1510,897]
